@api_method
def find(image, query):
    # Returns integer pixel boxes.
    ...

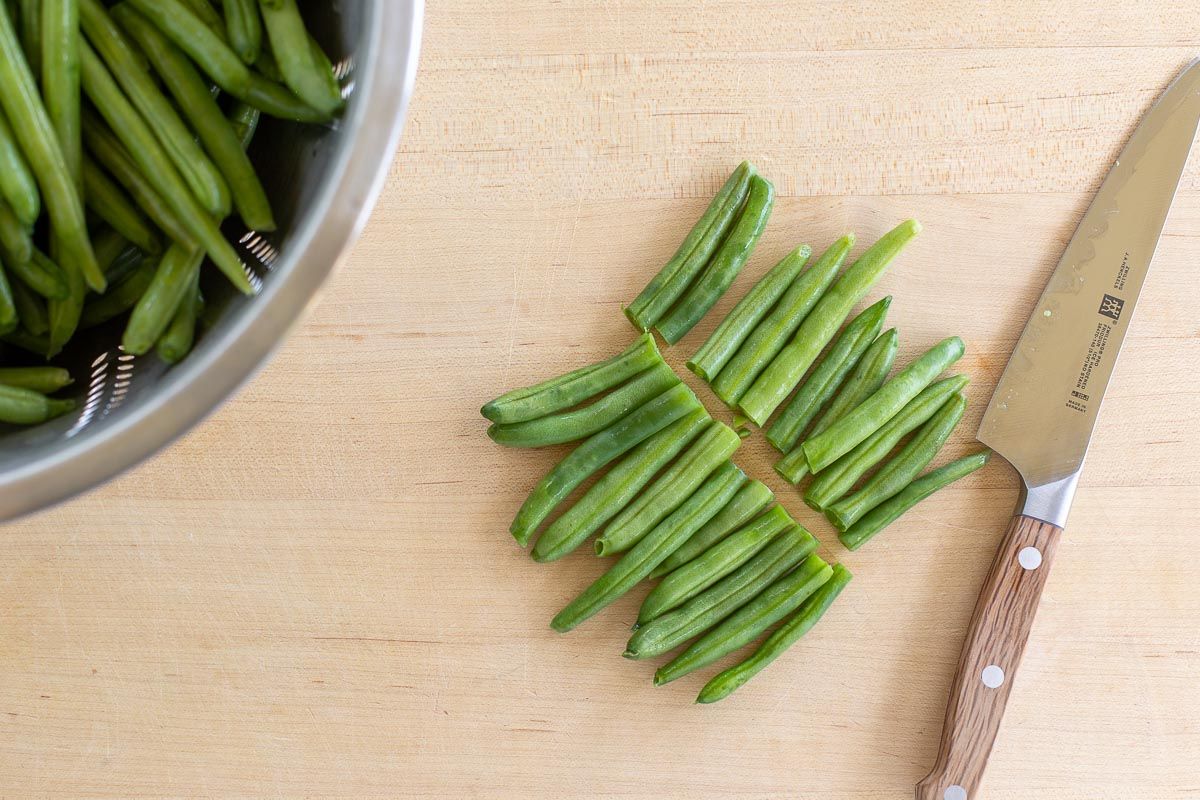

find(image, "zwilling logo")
[1098,294,1124,321]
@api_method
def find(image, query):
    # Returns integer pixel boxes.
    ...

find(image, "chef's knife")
[915,58,1200,800]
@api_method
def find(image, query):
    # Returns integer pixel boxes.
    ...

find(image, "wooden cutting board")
[3,3,1199,797]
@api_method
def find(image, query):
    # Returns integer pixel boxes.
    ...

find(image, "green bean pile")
[0,0,341,425]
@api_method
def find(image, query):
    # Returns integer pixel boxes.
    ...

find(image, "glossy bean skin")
[487,362,678,448]
[687,245,811,382]
[638,504,791,625]
[531,409,709,563]
[257,0,343,115]
[0,365,71,391]
[711,236,852,407]
[654,554,832,686]
[698,564,851,703]
[625,162,753,332]
[122,242,203,355]
[509,382,702,547]
[827,392,966,531]
[766,295,890,453]
[655,174,775,344]
[81,156,160,254]
[739,220,921,425]
[650,479,774,578]
[806,374,968,511]
[840,450,991,551]
[802,334,964,473]
[0,100,41,226]
[550,462,746,633]
[624,526,815,660]
[594,421,741,556]
[0,382,75,423]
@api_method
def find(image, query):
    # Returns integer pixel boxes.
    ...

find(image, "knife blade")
[917,58,1200,800]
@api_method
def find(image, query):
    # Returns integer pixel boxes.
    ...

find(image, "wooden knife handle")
[914,514,1062,800]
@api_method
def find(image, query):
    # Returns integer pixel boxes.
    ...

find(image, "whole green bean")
[0,365,71,391]
[41,0,80,189]
[638,504,791,625]
[0,197,33,265]
[655,174,775,344]
[827,392,966,531]
[0,383,75,423]
[9,275,45,334]
[122,242,203,355]
[9,247,68,299]
[156,270,200,363]
[625,526,815,660]
[224,0,261,64]
[711,236,852,407]
[18,0,39,75]
[487,362,678,448]
[0,6,103,290]
[551,462,745,633]
[739,220,921,425]
[806,374,969,511]
[112,3,276,231]
[82,157,160,254]
[531,409,709,563]
[840,450,992,551]
[241,71,331,122]
[655,554,832,686]
[0,109,40,227]
[698,563,851,703]
[509,382,701,546]
[687,245,812,382]
[775,327,898,484]
[650,480,775,578]
[0,262,17,332]
[80,258,154,328]
[766,295,891,453]
[625,162,753,332]
[594,421,741,556]
[257,0,342,115]
[802,334,964,473]
[482,333,660,425]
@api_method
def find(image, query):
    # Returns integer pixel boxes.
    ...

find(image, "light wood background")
[4,2,1200,797]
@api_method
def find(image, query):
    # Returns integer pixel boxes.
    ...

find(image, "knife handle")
[915,513,1062,800]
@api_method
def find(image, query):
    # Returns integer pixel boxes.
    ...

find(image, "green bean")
[531,409,709,563]
[224,0,261,64]
[625,162,753,332]
[711,236,852,407]
[241,71,331,122]
[80,258,154,328]
[802,334,964,474]
[655,174,775,344]
[0,365,71,391]
[257,0,342,115]
[80,41,254,294]
[840,450,992,551]
[0,328,50,356]
[638,504,791,625]
[156,269,200,363]
[45,245,80,356]
[0,197,33,265]
[650,480,774,578]
[9,275,45,334]
[766,295,891,453]
[594,421,741,556]
[0,382,74,423]
[0,262,17,332]
[226,100,260,147]
[82,157,160,254]
[175,0,222,35]
[122,242,202,354]
[655,554,831,686]
[41,0,81,189]
[551,462,745,633]
[806,374,969,512]
[0,109,40,227]
[482,333,660,425]
[510,382,701,546]
[112,4,275,231]
[739,220,921,425]
[487,362,679,448]
[625,526,816,660]
[92,225,130,276]
[0,6,103,291]
[8,247,68,299]
[18,0,39,75]
[687,245,812,382]
[827,392,966,531]
[775,327,898,484]
[698,563,851,703]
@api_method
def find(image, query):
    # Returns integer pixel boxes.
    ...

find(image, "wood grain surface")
[3,2,1200,798]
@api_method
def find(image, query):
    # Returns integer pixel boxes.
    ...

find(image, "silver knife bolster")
[1017,471,1081,528]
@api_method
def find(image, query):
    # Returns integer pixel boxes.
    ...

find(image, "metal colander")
[0,0,424,521]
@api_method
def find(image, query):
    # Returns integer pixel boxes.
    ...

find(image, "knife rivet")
[944,786,967,800]
[1018,546,1043,570]
[981,665,1005,689]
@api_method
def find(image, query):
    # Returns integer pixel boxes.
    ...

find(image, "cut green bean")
[766,295,891,453]
[551,462,745,633]
[122,242,203,355]
[509,382,701,546]
[41,0,80,189]
[82,156,160,254]
[650,480,775,578]
[638,504,791,625]
[739,220,921,425]
[9,276,46,334]
[80,258,154,328]
[698,563,851,703]
[827,392,966,531]
[840,450,992,551]
[806,374,969,511]
[711,236,852,407]
[802,334,964,473]
[156,270,200,363]
[0,263,16,332]
[482,333,660,425]
[0,108,41,227]
[224,0,261,64]
[0,197,33,265]
[257,0,342,115]
[0,382,74,423]
[0,365,71,392]
[687,245,812,382]
[9,247,68,300]
[625,162,753,332]
[655,174,774,344]
[488,362,678,448]
[531,409,709,563]
[594,421,741,556]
